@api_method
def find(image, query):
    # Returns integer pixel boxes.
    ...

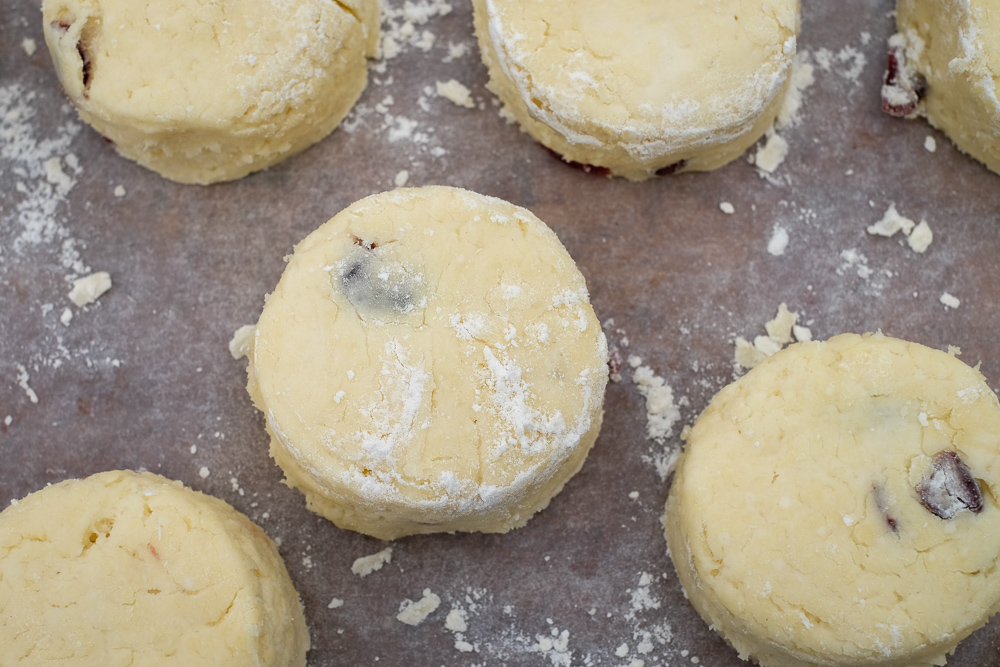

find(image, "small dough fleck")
[228,324,256,360]
[436,79,475,108]
[396,588,441,626]
[719,202,736,215]
[940,292,961,309]
[351,547,393,577]
[67,271,112,307]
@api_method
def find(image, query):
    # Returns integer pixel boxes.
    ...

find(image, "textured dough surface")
[41,0,379,184]
[247,186,608,540]
[665,332,1000,667]
[896,0,1000,174]
[472,0,800,180]
[0,470,308,666]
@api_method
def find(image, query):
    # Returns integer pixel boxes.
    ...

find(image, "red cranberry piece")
[655,159,687,177]
[916,451,983,520]
[607,345,623,378]
[881,42,926,118]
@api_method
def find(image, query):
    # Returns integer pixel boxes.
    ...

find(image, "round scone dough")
[41,0,379,184]
[0,470,309,666]
[247,186,608,540]
[665,332,1000,667]
[886,0,1000,174]
[472,0,800,180]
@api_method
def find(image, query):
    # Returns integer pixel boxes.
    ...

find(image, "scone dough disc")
[473,0,800,179]
[891,0,1000,175]
[247,186,608,540]
[665,332,1000,667]
[41,0,380,184]
[0,470,309,666]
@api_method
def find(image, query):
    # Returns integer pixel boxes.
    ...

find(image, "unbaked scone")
[472,0,800,180]
[0,470,308,666]
[665,332,1000,667]
[883,0,1000,175]
[247,186,608,540]
[41,0,379,184]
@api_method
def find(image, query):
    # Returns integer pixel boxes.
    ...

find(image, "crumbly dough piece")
[472,0,800,180]
[0,470,309,666]
[665,332,1000,667]
[41,0,379,184]
[889,0,1000,174]
[247,186,608,540]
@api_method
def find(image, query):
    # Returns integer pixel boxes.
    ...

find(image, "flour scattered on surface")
[776,51,816,129]
[396,588,441,626]
[15,364,39,404]
[352,546,394,576]
[813,44,867,82]
[628,355,682,480]
[436,79,474,108]
[67,271,112,307]
[22,38,37,56]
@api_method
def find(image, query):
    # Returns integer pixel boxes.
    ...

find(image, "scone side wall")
[40,0,380,184]
[247,186,609,540]
[471,0,799,180]
[0,470,309,666]
[896,0,1000,175]
[664,333,1000,667]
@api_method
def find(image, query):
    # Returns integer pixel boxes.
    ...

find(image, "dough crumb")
[776,52,816,128]
[436,79,475,108]
[940,292,961,309]
[328,598,345,609]
[15,363,39,404]
[68,271,112,307]
[767,225,789,256]
[394,169,410,188]
[228,324,256,360]
[351,546,393,576]
[754,130,789,173]
[60,307,73,327]
[198,466,210,479]
[719,202,735,215]
[907,220,933,253]
[445,608,468,632]
[396,588,441,626]
[868,204,915,237]
[22,38,37,56]
[114,185,126,197]
[924,136,937,152]
[735,303,809,370]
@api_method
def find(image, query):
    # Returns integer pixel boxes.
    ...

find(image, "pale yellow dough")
[247,186,608,540]
[895,0,1000,174]
[665,333,1000,667]
[472,0,800,180]
[0,470,308,666]
[41,0,379,184]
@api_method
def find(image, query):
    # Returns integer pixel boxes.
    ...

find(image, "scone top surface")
[0,470,308,666]
[475,0,799,177]
[248,186,608,540]
[895,0,1000,174]
[665,333,1000,667]
[41,0,379,183]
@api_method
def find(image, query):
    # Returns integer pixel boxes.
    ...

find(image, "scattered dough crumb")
[924,136,937,152]
[394,169,410,188]
[445,608,468,632]
[328,598,345,609]
[907,220,933,253]
[868,204,915,237]
[735,303,809,370]
[435,79,475,108]
[776,52,816,128]
[68,271,112,307]
[719,202,735,215]
[767,225,789,256]
[22,38,37,56]
[228,324,256,360]
[940,292,961,309]
[754,130,789,173]
[114,185,126,197]
[396,588,441,626]
[4,416,12,426]
[351,547,393,576]
[60,307,73,327]
[198,466,210,479]
[792,325,813,342]
[15,364,39,404]
[629,357,680,444]
[764,303,798,344]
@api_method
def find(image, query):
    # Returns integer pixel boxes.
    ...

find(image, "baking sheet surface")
[2,1,999,665]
